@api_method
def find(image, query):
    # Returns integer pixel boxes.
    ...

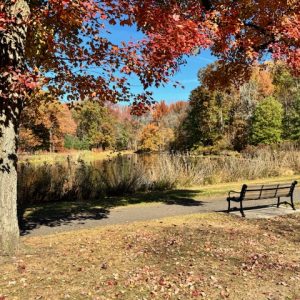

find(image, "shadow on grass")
[20,189,204,236]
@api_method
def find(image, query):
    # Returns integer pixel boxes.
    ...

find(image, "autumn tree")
[74,102,116,150]
[152,101,170,124]
[138,124,161,152]
[1,0,200,253]
[18,128,42,152]
[0,0,299,253]
[109,105,137,150]
[176,86,228,150]
[19,93,76,152]
[228,66,275,150]
[200,62,283,149]
[180,0,300,88]
[138,123,174,152]
[55,104,77,150]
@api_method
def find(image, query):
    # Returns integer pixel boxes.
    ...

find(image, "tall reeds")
[17,146,300,212]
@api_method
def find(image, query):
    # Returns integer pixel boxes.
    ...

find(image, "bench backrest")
[241,181,297,200]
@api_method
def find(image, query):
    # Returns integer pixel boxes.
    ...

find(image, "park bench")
[227,181,298,217]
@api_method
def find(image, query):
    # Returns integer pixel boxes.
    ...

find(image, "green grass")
[185,175,300,197]
[1,213,300,299]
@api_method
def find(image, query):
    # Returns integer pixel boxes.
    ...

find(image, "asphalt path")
[22,188,300,237]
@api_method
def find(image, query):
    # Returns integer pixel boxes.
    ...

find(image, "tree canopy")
[1,0,299,110]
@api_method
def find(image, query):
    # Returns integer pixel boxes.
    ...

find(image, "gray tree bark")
[0,0,30,255]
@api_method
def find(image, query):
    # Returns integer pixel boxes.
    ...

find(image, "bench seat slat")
[246,186,292,192]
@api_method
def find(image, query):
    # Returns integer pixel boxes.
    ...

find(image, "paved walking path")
[22,188,300,237]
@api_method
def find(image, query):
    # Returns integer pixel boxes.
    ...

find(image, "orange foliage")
[2,0,299,116]
[19,93,77,152]
[18,128,43,152]
[58,104,77,137]
[169,101,188,114]
[251,67,275,98]
[152,101,170,122]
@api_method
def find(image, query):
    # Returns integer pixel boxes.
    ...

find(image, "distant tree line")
[19,62,300,154]
[174,62,300,153]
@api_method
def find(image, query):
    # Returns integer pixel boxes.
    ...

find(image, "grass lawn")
[1,213,300,300]
[186,175,300,198]
[19,150,133,164]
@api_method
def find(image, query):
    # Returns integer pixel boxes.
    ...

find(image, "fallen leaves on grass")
[0,213,299,299]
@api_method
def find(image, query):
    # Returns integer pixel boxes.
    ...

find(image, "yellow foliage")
[138,124,174,152]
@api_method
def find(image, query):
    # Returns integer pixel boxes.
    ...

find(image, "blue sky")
[131,53,216,103]
[105,24,216,103]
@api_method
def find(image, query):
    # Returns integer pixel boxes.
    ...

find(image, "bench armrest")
[228,190,240,198]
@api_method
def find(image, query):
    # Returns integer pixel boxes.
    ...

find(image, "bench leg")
[291,195,296,210]
[277,197,280,208]
[240,201,245,217]
[227,199,231,213]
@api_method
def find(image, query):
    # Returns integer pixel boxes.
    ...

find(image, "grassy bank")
[19,150,133,164]
[18,148,300,205]
[186,175,300,198]
[1,213,299,299]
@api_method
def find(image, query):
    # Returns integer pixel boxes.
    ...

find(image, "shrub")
[64,134,89,150]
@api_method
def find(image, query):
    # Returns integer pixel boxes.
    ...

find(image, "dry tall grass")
[17,146,300,215]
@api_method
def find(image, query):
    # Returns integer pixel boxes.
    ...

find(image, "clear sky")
[105,23,216,104]
[131,53,216,103]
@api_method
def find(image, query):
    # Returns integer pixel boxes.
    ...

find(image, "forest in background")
[19,61,300,155]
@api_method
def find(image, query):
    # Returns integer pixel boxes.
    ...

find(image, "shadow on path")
[216,203,278,213]
[109,189,204,207]
[20,206,110,236]
[20,189,204,236]
[216,201,298,217]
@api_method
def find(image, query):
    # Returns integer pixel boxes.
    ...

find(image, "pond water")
[90,152,161,168]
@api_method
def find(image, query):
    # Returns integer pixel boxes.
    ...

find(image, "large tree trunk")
[0,0,30,255]
[0,103,20,254]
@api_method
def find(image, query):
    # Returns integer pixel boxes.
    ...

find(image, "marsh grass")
[17,147,300,220]
[153,147,300,186]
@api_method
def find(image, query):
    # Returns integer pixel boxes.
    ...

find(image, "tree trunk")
[49,127,54,152]
[0,0,30,255]
[0,105,20,254]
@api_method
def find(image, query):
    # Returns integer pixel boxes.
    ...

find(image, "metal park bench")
[227,181,298,217]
